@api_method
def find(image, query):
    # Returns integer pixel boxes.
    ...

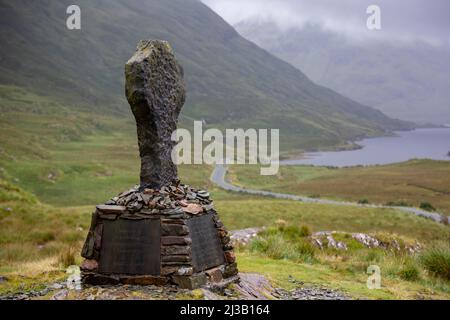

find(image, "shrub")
[420,202,436,212]
[363,249,384,263]
[249,227,315,263]
[250,234,298,260]
[295,240,316,263]
[269,224,311,240]
[419,246,450,280]
[385,201,411,207]
[275,219,287,230]
[298,225,311,238]
[398,262,421,281]
[282,226,303,240]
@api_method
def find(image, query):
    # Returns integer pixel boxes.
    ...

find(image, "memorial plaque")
[187,214,225,272]
[99,219,161,275]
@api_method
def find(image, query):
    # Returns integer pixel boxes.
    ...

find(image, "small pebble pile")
[103,180,214,216]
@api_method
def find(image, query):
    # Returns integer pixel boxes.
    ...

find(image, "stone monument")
[80,40,238,289]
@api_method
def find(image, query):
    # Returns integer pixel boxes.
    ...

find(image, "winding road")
[210,164,448,224]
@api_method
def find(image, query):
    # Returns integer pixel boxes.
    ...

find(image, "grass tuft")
[398,260,421,281]
[420,202,436,212]
[420,245,450,280]
[58,247,77,268]
[249,226,316,263]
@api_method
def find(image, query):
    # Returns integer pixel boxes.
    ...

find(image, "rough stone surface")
[230,228,263,246]
[162,245,191,256]
[93,224,103,250]
[233,273,276,300]
[121,276,168,286]
[311,231,422,253]
[102,183,213,215]
[161,236,192,246]
[205,267,224,283]
[82,273,121,286]
[161,266,182,276]
[223,263,239,279]
[96,205,127,214]
[80,259,98,272]
[224,251,236,264]
[172,273,207,290]
[161,224,189,236]
[161,255,191,263]
[125,40,186,189]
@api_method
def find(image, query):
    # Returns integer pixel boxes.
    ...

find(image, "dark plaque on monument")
[99,219,161,275]
[187,214,225,272]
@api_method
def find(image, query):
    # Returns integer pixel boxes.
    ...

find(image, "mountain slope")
[0,0,411,151]
[235,20,450,125]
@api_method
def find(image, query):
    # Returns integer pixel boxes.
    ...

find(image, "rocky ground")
[2,227,425,301]
[2,226,410,301]
[0,273,349,300]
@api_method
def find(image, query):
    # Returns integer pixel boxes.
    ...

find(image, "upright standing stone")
[80,40,238,289]
[125,40,186,189]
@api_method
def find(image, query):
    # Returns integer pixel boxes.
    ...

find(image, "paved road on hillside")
[210,164,448,224]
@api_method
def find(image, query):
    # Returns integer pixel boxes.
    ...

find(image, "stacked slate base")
[80,182,239,290]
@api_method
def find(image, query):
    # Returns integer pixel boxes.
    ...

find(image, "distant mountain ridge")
[0,0,412,151]
[235,20,450,125]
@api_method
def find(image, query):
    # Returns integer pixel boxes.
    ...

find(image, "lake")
[282,128,450,167]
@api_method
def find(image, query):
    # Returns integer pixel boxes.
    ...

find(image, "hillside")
[235,20,450,125]
[0,0,412,152]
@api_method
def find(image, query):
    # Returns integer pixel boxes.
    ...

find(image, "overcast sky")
[201,0,450,46]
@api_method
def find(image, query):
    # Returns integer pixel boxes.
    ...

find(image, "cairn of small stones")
[80,180,238,289]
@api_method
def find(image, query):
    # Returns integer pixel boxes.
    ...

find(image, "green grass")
[236,252,449,300]
[420,246,450,281]
[229,160,450,216]
[237,225,450,299]
[0,180,90,269]
[0,86,448,299]
[0,86,215,206]
[217,198,448,242]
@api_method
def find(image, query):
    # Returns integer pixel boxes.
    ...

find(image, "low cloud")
[202,0,450,46]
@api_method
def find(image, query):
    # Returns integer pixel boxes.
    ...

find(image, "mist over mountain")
[203,0,450,125]
[0,0,411,152]
[235,20,450,125]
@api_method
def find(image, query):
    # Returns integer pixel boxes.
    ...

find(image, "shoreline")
[281,127,450,167]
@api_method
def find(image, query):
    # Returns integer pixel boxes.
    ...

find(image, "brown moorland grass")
[229,160,450,216]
